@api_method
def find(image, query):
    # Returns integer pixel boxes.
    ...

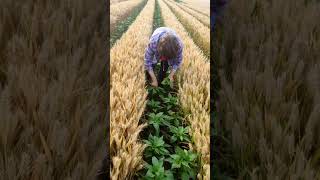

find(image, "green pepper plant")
[147,100,162,112]
[148,112,172,136]
[143,135,170,158]
[143,157,174,180]
[166,147,199,180]
[169,126,191,143]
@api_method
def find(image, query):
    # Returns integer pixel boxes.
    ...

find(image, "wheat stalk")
[110,0,155,179]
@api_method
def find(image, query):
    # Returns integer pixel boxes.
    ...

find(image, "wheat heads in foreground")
[110,0,155,179]
[159,0,210,179]
[215,0,320,178]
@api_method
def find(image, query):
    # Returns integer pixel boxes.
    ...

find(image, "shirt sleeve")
[144,41,155,71]
[172,41,183,71]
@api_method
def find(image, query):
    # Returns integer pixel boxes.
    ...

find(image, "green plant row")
[153,0,164,31]
[138,62,200,180]
[110,0,148,47]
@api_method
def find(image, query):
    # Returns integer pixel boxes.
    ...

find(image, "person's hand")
[150,79,158,87]
[169,74,174,82]
[148,69,158,87]
[169,74,174,88]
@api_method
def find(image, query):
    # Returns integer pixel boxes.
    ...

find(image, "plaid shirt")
[144,27,183,72]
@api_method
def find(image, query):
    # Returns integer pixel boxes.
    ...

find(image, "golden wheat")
[168,0,209,27]
[158,0,210,179]
[110,0,144,31]
[164,0,210,57]
[181,0,210,16]
[111,0,130,4]
[110,0,155,179]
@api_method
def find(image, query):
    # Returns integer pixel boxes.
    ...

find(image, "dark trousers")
[145,60,169,85]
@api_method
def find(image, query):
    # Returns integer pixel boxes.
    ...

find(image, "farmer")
[144,27,183,87]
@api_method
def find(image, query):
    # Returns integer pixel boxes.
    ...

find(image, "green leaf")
[181,172,190,180]
[182,161,191,168]
[189,169,196,178]
[146,170,155,178]
[189,153,197,161]
[172,162,181,169]
[153,124,160,136]
[165,170,174,180]
[170,154,179,159]
[152,156,158,165]
[179,136,184,141]
[171,136,177,142]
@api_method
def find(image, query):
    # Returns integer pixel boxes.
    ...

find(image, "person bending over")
[144,27,183,87]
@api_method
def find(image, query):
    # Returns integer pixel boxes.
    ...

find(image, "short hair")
[157,33,180,59]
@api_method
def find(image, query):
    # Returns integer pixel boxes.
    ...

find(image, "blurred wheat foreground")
[214,0,320,179]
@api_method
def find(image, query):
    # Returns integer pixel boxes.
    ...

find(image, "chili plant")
[161,93,178,110]
[167,110,183,126]
[166,147,198,179]
[169,126,190,143]
[161,77,172,90]
[148,112,171,136]
[148,86,166,97]
[147,99,162,112]
[143,135,170,158]
[143,157,174,180]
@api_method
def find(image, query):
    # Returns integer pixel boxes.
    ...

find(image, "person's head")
[157,32,180,60]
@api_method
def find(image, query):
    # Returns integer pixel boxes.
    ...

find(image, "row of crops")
[138,75,200,179]
[110,0,210,179]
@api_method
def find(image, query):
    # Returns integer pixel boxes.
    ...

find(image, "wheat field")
[163,0,210,58]
[111,0,130,4]
[110,0,144,33]
[110,0,210,179]
[110,0,155,179]
[170,0,210,27]
[180,0,210,17]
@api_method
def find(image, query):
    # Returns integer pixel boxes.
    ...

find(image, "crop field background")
[213,0,320,179]
[110,0,144,33]
[111,0,132,4]
[179,0,210,17]
[110,0,210,179]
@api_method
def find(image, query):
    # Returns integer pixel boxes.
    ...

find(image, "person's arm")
[144,41,158,86]
[148,69,157,83]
